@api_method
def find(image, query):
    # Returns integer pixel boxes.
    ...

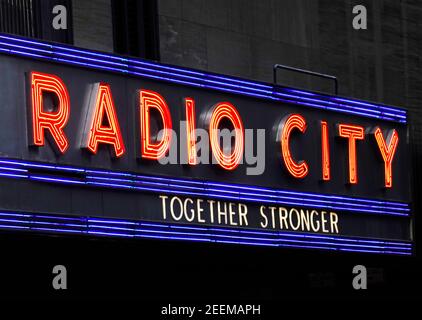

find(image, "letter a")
[52,265,67,290]
[352,5,367,30]
[352,265,367,290]
[82,83,125,157]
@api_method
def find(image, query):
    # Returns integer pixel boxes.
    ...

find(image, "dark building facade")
[0,0,421,303]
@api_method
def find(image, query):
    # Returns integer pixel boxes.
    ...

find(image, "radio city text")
[28,71,399,186]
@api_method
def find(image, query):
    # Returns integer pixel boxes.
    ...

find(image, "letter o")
[170,197,183,220]
[289,208,301,230]
[209,102,244,170]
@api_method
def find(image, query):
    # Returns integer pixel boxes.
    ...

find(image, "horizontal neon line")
[0,175,410,217]
[84,175,408,213]
[0,159,409,210]
[275,91,385,117]
[0,34,395,119]
[205,181,409,207]
[87,179,408,215]
[0,158,410,217]
[0,160,410,213]
[0,215,412,252]
[0,210,412,255]
[0,171,27,179]
[0,33,407,123]
[2,213,411,249]
[113,226,410,249]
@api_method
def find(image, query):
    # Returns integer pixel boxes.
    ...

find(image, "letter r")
[30,71,70,153]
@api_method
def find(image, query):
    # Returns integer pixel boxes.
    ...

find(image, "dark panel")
[112,0,160,60]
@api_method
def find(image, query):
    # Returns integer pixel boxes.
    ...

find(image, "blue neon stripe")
[7,158,406,212]
[0,171,410,217]
[0,33,407,123]
[83,176,408,215]
[1,159,410,214]
[0,158,410,217]
[119,222,411,248]
[0,210,412,255]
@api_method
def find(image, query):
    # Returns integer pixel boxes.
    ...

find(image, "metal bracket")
[273,64,338,95]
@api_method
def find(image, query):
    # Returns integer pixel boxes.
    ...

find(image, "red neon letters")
[30,71,70,153]
[83,83,126,157]
[185,97,197,165]
[321,121,331,181]
[338,124,365,184]
[280,114,309,179]
[209,102,244,170]
[139,90,173,160]
[27,71,401,188]
[374,127,399,188]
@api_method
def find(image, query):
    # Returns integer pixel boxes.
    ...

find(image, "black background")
[0,230,420,306]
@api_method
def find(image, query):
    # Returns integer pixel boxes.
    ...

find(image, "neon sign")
[0,33,412,254]
[373,128,399,188]
[30,71,70,153]
[278,114,309,179]
[139,89,173,160]
[208,102,244,171]
[28,72,401,188]
[82,83,126,157]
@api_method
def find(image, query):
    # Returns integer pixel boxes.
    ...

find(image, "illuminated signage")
[0,33,413,255]
[27,71,401,189]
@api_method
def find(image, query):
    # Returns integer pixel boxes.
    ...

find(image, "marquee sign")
[0,33,413,255]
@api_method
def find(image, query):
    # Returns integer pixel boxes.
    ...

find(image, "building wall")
[68,0,422,121]
[158,0,422,122]
[72,0,113,52]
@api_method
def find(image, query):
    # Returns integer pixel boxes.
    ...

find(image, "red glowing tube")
[374,127,399,188]
[140,90,173,160]
[30,71,70,153]
[83,83,126,157]
[209,102,244,170]
[185,97,197,165]
[280,114,309,179]
[321,121,331,181]
[338,124,364,184]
